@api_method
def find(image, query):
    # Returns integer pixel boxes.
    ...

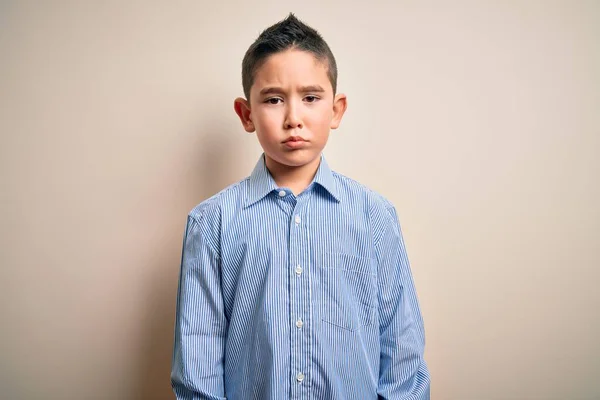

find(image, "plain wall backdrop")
[1,1,599,399]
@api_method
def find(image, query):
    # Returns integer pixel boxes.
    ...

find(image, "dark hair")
[241,13,338,99]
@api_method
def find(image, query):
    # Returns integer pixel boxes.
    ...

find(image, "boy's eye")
[265,98,283,105]
[304,95,319,103]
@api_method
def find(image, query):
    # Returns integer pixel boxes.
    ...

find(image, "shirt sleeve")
[171,214,228,400]
[376,206,430,399]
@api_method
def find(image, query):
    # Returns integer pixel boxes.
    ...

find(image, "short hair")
[241,13,338,100]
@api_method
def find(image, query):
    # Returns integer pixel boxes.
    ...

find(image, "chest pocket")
[320,252,377,332]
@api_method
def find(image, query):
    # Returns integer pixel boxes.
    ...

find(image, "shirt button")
[278,190,286,197]
[295,215,301,224]
[295,265,303,276]
[295,319,304,328]
[296,372,305,383]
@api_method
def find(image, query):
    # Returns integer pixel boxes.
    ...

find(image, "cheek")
[307,106,333,127]
[254,109,280,130]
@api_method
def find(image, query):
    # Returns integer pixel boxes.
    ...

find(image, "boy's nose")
[284,103,303,129]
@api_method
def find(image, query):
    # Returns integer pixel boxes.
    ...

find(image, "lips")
[283,136,308,149]
[283,136,306,143]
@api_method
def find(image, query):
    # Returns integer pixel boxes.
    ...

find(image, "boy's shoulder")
[188,177,249,222]
[331,169,398,215]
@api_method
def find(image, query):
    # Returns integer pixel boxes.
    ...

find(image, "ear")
[234,97,255,133]
[330,93,347,129]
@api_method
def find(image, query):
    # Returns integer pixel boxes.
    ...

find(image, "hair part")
[241,13,338,100]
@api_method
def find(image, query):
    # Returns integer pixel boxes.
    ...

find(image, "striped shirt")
[171,153,430,399]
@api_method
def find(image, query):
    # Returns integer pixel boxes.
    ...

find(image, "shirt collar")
[244,153,340,208]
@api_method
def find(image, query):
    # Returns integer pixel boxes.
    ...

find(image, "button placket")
[289,197,312,396]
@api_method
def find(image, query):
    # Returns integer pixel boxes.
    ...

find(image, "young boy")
[171,14,430,400]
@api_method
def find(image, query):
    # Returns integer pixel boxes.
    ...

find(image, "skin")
[234,49,347,195]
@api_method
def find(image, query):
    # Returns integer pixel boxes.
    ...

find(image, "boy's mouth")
[283,136,306,143]
[283,136,308,149]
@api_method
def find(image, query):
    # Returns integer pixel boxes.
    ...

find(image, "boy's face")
[234,49,347,173]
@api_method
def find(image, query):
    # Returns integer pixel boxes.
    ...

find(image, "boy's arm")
[171,214,227,400]
[376,206,430,400]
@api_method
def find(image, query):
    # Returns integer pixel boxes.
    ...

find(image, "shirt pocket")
[320,252,377,332]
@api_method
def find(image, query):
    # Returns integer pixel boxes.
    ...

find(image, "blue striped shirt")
[171,154,430,399]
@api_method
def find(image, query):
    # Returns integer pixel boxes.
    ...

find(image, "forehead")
[252,49,331,93]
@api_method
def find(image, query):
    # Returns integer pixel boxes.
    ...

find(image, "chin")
[270,151,320,167]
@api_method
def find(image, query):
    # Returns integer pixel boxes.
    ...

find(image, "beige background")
[1,1,599,399]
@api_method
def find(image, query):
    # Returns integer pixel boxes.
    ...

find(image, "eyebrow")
[258,85,326,96]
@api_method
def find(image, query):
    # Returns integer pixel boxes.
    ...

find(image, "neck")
[265,154,321,195]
